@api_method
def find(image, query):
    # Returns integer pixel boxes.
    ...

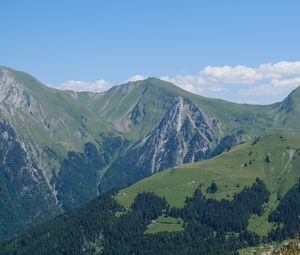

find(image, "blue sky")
[1,0,300,104]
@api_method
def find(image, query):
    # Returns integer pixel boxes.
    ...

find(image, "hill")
[1,133,300,254]
[116,133,300,236]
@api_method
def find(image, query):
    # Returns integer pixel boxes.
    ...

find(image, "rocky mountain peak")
[0,68,47,120]
[159,96,219,135]
[0,68,24,104]
[141,96,223,171]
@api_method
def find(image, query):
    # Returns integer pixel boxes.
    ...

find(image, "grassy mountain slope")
[0,180,272,255]
[116,133,300,235]
[1,67,111,152]
[78,78,178,139]
[79,77,279,140]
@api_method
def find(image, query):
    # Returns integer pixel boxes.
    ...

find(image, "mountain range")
[1,66,300,242]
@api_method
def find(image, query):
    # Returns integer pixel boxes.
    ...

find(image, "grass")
[116,133,300,236]
[145,216,184,234]
[247,192,280,236]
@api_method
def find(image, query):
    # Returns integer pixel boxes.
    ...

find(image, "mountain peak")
[0,66,49,126]
[289,85,300,98]
[278,85,300,113]
[0,67,25,102]
[119,77,189,95]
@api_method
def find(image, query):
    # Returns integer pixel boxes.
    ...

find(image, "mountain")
[0,67,118,239]
[2,133,300,254]
[100,96,226,191]
[98,86,300,191]
[1,66,300,240]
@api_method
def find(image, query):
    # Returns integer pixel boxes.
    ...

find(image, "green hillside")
[116,133,300,235]
[0,180,274,255]
[2,133,300,254]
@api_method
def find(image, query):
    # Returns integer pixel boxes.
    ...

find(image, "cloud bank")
[161,61,300,97]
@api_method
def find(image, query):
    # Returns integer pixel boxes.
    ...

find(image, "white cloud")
[201,65,262,84]
[127,75,147,82]
[198,61,300,85]
[160,61,300,99]
[51,79,111,92]
[242,76,300,96]
[258,61,300,79]
[160,74,205,94]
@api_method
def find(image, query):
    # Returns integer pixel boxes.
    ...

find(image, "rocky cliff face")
[0,68,49,124]
[134,96,223,172]
[0,68,61,202]
[100,97,246,191]
[0,68,58,202]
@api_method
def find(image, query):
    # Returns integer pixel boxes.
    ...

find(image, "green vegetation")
[145,216,184,234]
[0,190,122,255]
[0,121,60,240]
[247,193,279,236]
[1,157,300,254]
[54,143,106,211]
[0,183,272,255]
[269,179,300,241]
[206,180,218,193]
[117,133,300,236]
[169,178,270,233]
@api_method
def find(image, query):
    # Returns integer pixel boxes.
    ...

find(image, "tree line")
[1,178,278,255]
